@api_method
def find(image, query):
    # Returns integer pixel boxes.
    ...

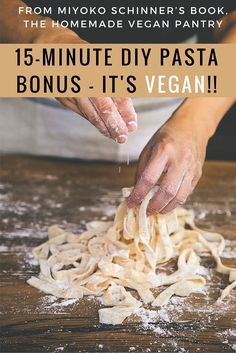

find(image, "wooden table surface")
[0,157,236,353]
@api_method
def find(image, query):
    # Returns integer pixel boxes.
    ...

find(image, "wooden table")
[0,157,236,353]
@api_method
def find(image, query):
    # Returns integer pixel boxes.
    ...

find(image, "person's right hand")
[58,97,137,143]
[127,98,211,214]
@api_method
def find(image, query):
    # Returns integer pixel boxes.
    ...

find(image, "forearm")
[172,97,236,142]
[0,0,81,43]
[213,11,236,43]
[176,13,236,140]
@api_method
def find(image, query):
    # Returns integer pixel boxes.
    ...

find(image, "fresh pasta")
[27,187,236,325]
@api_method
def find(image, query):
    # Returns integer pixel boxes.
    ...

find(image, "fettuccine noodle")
[27,188,236,325]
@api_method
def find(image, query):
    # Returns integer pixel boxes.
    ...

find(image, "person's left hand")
[127,101,211,214]
[35,32,138,144]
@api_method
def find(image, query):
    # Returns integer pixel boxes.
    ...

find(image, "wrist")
[168,100,211,144]
[173,97,235,140]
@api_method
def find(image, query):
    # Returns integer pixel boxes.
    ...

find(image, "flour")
[0,246,8,252]
[196,265,211,279]
[45,175,58,181]
[133,286,235,345]
[217,328,236,351]
[193,202,233,223]
[26,253,39,266]
[169,296,185,305]
[36,295,79,314]
[50,298,77,307]
[222,240,236,258]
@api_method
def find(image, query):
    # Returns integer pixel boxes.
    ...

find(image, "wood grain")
[0,157,235,353]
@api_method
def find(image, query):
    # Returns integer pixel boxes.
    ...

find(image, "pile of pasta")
[28,188,236,325]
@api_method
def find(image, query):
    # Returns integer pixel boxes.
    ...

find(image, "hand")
[58,97,137,143]
[36,31,138,144]
[127,99,212,214]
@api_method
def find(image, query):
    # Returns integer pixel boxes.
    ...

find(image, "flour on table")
[27,187,236,325]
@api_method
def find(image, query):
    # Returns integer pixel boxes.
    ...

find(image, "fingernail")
[116,134,127,144]
[127,121,137,132]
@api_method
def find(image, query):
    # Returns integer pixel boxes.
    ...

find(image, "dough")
[27,188,236,325]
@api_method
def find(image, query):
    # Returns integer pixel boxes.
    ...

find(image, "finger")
[135,145,152,183]
[147,162,188,215]
[90,97,128,144]
[58,97,111,138]
[161,162,203,214]
[57,98,82,115]
[127,151,168,208]
[75,98,111,138]
[160,171,194,214]
[112,97,137,132]
[192,161,203,188]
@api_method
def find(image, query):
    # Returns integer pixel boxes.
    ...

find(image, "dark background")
[24,0,236,43]
[207,104,236,161]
